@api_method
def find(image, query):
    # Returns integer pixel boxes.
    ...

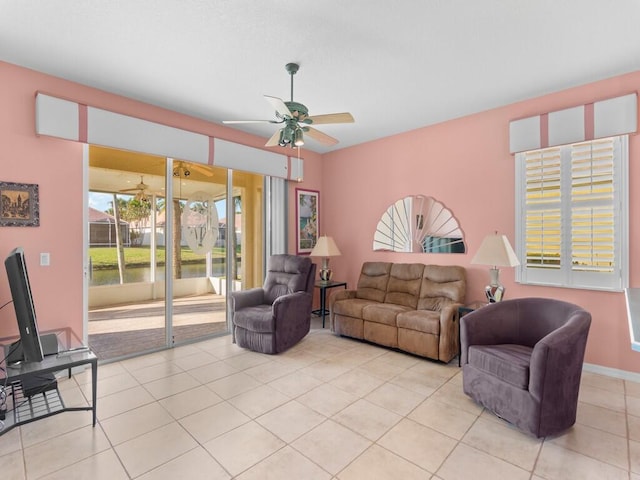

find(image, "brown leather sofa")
[329,262,466,362]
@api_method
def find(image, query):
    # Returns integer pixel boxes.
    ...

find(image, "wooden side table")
[312,280,347,328]
[457,301,489,367]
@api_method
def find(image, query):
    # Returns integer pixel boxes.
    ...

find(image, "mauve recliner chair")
[461,297,591,437]
[229,254,316,354]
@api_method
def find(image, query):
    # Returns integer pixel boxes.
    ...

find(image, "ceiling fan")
[173,161,213,178]
[120,175,151,202]
[223,63,354,148]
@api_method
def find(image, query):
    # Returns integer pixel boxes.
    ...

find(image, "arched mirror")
[373,195,466,253]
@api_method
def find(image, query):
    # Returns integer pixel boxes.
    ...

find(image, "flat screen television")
[4,247,44,363]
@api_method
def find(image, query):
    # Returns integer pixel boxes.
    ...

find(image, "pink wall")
[0,60,321,340]
[322,71,640,373]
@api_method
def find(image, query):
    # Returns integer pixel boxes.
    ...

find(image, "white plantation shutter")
[516,136,627,291]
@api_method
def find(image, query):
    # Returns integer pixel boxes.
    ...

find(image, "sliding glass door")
[86,148,266,360]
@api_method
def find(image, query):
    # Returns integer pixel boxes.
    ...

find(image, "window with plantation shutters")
[515,136,628,291]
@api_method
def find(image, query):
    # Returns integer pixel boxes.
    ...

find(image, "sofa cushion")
[396,309,440,334]
[363,303,410,326]
[333,298,380,318]
[468,344,532,390]
[384,263,424,308]
[418,265,466,311]
[355,262,392,302]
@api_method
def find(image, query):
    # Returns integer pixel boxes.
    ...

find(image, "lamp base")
[485,267,505,303]
[319,268,333,282]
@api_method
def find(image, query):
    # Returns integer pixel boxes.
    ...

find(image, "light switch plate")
[40,252,50,266]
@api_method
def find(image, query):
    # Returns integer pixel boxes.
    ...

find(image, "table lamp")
[471,232,520,302]
[310,236,342,282]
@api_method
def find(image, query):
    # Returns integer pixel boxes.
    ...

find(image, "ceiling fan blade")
[222,119,280,124]
[265,129,282,147]
[264,95,292,118]
[305,127,339,146]
[189,164,214,177]
[307,112,354,125]
[119,188,140,192]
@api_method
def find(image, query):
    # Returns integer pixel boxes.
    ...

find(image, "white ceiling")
[1,0,639,154]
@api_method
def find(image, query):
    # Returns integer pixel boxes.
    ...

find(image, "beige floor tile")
[429,381,484,416]
[628,395,640,417]
[292,419,371,475]
[272,349,324,369]
[0,449,25,479]
[158,384,223,419]
[20,410,92,448]
[330,369,386,397]
[161,343,203,360]
[115,422,197,478]
[332,398,402,441]
[581,371,625,394]
[143,371,202,399]
[121,351,168,371]
[268,370,324,398]
[630,415,640,442]
[172,350,219,370]
[23,425,111,479]
[129,361,184,384]
[297,383,358,417]
[378,418,457,473]
[549,422,628,469]
[376,350,421,369]
[100,402,170,445]
[206,372,262,399]
[365,382,425,416]
[179,401,250,443]
[576,401,627,437]
[461,417,542,470]
[74,361,126,385]
[203,421,285,476]
[188,360,239,384]
[236,445,331,480]
[38,449,129,480]
[137,447,230,480]
[409,398,478,440]
[536,442,628,480]
[355,358,407,381]
[337,444,430,480]
[0,427,22,457]
[578,384,626,412]
[228,384,291,418]
[244,359,299,383]
[81,371,139,399]
[626,380,640,398]
[300,359,353,382]
[256,400,326,443]
[437,443,530,480]
[96,385,156,420]
[222,351,272,370]
[630,439,640,474]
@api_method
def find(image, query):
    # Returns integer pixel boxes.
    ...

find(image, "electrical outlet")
[40,252,50,266]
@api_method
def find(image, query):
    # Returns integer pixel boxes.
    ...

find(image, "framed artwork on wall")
[0,181,40,227]
[296,188,319,254]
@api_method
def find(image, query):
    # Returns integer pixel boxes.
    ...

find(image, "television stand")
[0,331,98,436]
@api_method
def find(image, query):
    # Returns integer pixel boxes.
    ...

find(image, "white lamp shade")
[310,236,342,257]
[471,233,520,267]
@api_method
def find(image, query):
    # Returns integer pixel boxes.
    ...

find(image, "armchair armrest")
[230,287,266,311]
[273,291,313,319]
[528,314,591,401]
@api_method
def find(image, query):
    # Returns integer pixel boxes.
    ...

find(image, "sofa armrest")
[230,287,265,312]
[329,289,357,331]
[438,303,463,362]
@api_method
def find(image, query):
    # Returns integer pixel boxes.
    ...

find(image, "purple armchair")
[461,297,591,437]
[230,254,316,354]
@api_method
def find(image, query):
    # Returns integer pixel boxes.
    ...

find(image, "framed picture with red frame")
[295,188,319,254]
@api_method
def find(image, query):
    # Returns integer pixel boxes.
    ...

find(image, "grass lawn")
[89,246,226,269]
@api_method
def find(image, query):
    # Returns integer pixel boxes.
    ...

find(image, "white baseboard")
[583,362,640,383]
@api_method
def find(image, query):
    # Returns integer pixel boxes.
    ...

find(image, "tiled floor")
[2,319,640,479]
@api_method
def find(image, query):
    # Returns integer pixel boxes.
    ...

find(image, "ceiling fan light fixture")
[294,128,304,147]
